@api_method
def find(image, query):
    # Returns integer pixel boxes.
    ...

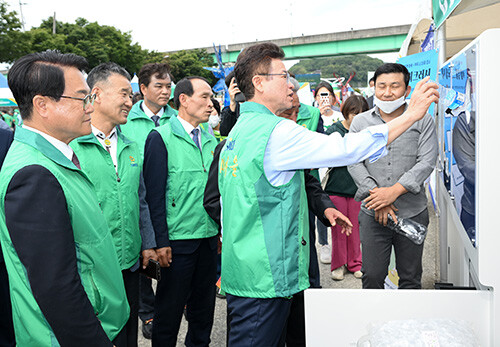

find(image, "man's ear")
[92,86,102,104]
[178,93,188,108]
[139,83,147,96]
[32,95,49,118]
[405,85,412,98]
[252,75,264,94]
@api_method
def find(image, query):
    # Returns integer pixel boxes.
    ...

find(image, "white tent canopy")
[399,1,500,60]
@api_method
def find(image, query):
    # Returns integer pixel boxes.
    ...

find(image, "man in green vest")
[119,62,177,338]
[0,50,129,346]
[71,62,158,347]
[120,63,178,156]
[218,42,439,345]
[143,76,218,346]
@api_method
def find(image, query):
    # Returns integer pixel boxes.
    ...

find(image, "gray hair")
[87,62,131,89]
[290,77,300,92]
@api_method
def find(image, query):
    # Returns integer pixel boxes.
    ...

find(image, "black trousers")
[0,259,15,346]
[152,238,217,347]
[120,268,139,347]
[359,208,429,289]
[138,274,155,322]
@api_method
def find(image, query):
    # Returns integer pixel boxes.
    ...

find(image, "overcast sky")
[5,0,430,56]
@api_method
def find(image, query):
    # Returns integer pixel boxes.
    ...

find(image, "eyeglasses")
[60,94,96,110]
[256,72,291,84]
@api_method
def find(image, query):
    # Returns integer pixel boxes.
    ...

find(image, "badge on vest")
[226,138,236,151]
[129,155,138,167]
[220,155,238,177]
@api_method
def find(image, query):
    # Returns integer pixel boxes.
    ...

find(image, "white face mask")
[208,114,220,128]
[374,95,406,114]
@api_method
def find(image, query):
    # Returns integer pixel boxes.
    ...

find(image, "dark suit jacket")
[0,128,14,262]
[143,130,217,254]
[0,128,13,169]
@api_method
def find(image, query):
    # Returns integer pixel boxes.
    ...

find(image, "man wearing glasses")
[0,51,129,346]
[217,43,439,345]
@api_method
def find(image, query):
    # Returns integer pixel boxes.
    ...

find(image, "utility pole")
[18,0,26,31]
[52,12,56,34]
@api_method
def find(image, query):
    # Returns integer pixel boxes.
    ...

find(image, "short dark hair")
[373,63,410,88]
[138,63,172,94]
[173,76,210,109]
[234,43,285,100]
[314,81,336,101]
[211,98,220,115]
[8,50,88,120]
[341,95,369,119]
[87,62,131,89]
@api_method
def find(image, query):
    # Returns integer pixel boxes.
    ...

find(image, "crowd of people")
[0,42,439,346]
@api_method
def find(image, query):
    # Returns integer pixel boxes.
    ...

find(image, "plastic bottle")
[387,214,428,245]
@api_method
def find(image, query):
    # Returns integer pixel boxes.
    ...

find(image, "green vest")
[120,100,178,157]
[296,103,320,131]
[0,127,129,345]
[154,116,218,240]
[218,102,310,298]
[71,129,142,270]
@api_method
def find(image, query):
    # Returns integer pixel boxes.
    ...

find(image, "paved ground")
[139,200,439,346]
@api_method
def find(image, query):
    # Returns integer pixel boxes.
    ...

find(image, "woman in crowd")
[314,81,343,264]
[324,95,369,280]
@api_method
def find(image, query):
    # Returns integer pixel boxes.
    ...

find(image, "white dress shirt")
[142,102,165,119]
[264,119,388,186]
[92,125,118,172]
[23,125,74,161]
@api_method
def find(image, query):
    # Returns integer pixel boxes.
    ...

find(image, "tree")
[165,49,216,85]
[27,17,163,74]
[0,1,31,63]
[290,55,385,87]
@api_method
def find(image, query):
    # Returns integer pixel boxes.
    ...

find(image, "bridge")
[164,24,411,63]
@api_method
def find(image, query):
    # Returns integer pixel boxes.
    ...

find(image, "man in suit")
[0,50,129,346]
[120,63,177,338]
[0,127,14,346]
[144,76,218,346]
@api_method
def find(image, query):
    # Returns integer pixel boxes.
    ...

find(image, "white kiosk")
[305,29,500,346]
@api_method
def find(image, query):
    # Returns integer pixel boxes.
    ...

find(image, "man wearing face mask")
[348,63,438,290]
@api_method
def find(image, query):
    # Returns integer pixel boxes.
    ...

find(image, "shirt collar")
[91,124,117,140]
[177,115,200,135]
[22,125,74,161]
[142,101,165,119]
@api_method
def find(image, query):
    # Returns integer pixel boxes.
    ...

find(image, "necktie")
[191,128,201,151]
[152,115,160,127]
[71,152,81,169]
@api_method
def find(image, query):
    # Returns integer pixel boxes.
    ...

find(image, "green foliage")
[290,55,385,87]
[0,1,31,63]
[28,16,162,74]
[166,49,216,86]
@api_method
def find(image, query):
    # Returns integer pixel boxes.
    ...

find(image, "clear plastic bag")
[357,319,479,347]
